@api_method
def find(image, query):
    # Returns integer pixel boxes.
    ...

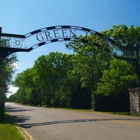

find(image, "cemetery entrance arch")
[0,25,140,116]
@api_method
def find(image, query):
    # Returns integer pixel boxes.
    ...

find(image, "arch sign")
[0,25,139,87]
[0,25,139,116]
[0,25,136,63]
[0,25,116,51]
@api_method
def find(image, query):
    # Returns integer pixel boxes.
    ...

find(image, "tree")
[13,51,92,109]
[93,25,140,111]
[66,24,140,110]
[101,25,140,47]
[34,52,73,107]
[7,93,17,102]
[0,40,17,121]
[96,58,136,95]
[13,68,41,105]
[12,24,140,111]
[66,34,111,109]
[94,58,136,111]
[97,24,140,94]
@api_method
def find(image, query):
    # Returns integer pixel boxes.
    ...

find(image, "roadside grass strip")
[0,111,24,140]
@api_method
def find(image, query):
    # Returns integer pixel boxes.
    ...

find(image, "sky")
[0,0,140,97]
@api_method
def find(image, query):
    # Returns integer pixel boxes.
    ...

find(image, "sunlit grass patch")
[0,111,24,140]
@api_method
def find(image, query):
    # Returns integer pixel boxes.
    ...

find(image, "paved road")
[5,102,140,140]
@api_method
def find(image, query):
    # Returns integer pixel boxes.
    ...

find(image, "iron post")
[0,27,2,40]
[0,27,1,33]
[135,43,140,87]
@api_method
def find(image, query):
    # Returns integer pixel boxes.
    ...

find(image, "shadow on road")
[5,105,31,123]
[5,106,33,112]
[19,118,140,128]
[12,115,31,123]
[5,104,140,129]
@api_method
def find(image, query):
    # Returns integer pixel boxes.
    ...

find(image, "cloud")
[11,62,18,68]
[6,85,18,97]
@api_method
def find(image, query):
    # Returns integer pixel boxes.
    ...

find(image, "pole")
[0,27,2,40]
[0,85,6,121]
[135,43,140,87]
[0,28,5,121]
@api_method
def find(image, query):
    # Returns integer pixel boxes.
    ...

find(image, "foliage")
[96,58,136,95]
[0,39,18,93]
[66,34,111,90]
[0,40,18,121]
[12,52,92,109]
[9,24,140,111]
[34,52,72,107]
[7,93,17,102]
[102,24,140,47]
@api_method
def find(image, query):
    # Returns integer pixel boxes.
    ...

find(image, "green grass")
[102,112,130,116]
[0,111,24,140]
[52,107,132,116]
[50,107,130,115]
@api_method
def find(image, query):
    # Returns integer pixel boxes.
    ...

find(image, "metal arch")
[0,25,136,64]
[0,25,128,51]
[0,47,32,63]
[23,25,124,51]
[1,25,96,50]
[24,25,135,55]
[30,37,75,50]
[23,25,99,50]
[24,25,96,38]
[0,25,137,61]
[0,25,139,86]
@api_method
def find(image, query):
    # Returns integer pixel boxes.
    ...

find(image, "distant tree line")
[8,24,140,111]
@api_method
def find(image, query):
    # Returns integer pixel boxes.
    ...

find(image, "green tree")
[14,68,41,105]
[66,34,111,109]
[13,72,28,104]
[101,24,140,47]
[7,93,17,102]
[95,58,136,111]
[94,24,140,111]
[34,52,72,107]
[0,40,17,121]
[96,58,136,95]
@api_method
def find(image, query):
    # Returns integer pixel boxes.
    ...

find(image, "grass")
[99,111,130,116]
[18,103,131,116]
[108,112,130,115]
[0,111,24,140]
[46,106,131,115]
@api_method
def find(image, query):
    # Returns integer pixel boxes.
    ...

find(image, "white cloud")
[11,62,18,68]
[6,85,18,98]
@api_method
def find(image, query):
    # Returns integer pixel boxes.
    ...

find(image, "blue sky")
[1,0,140,96]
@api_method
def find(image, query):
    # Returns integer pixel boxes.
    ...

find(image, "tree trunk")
[53,87,55,108]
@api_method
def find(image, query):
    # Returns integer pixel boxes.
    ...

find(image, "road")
[5,102,140,140]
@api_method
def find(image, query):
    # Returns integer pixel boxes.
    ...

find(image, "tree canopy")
[0,39,18,121]
[0,39,18,89]
[9,24,139,111]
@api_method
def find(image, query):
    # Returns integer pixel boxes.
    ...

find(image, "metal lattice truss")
[0,37,24,48]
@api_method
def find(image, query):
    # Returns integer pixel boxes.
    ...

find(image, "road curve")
[5,102,140,140]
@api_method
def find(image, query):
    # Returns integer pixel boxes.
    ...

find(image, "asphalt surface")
[5,102,140,140]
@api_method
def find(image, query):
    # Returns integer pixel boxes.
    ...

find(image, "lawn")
[0,111,24,140]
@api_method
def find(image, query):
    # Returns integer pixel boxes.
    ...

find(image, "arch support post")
[135,44,140,87]
[128,44,140,116]
[0,28,5,121]
[0,27,32,121]
[129,88,140,116]
[0,85,6,121]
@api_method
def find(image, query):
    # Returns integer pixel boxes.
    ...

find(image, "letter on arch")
[36,33,44,41]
